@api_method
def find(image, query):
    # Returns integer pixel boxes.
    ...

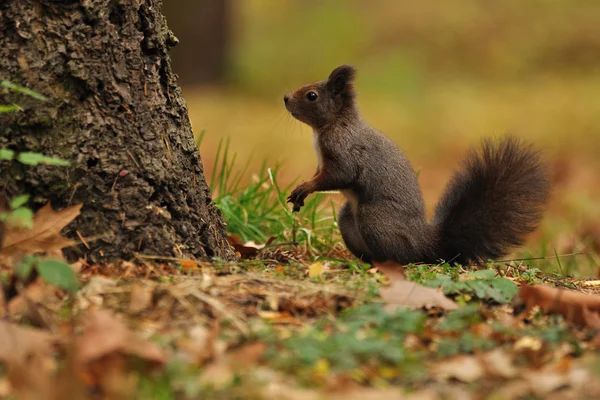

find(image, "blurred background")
[163,0,600,274]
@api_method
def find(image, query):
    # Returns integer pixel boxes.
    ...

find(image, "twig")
[188,288,250,337]
[498,252,589,263]
[168,287,205,325]
[76,230,90,249]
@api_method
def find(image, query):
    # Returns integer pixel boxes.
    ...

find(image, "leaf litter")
[2,206,600,398]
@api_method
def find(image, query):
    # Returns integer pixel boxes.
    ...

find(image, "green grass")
[201,134,342,257]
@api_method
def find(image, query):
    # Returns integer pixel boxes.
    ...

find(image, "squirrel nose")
[283,95,290,104]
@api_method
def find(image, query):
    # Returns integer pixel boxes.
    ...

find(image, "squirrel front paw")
[287,183,311,212]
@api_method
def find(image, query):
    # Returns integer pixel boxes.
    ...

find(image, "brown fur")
[284,65,550,265]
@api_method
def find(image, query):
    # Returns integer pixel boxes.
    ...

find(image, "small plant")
[1,81,77,294]
[267,303,426,382]
[14,255,78,293]
[0,194,34,228]
[416,269,518,304]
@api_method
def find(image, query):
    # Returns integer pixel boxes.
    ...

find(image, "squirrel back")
[284,65,550,265]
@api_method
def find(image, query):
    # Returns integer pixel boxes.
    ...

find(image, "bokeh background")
[163,0,600,274]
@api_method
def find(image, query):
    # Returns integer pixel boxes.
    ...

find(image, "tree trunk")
[0,0,235,263]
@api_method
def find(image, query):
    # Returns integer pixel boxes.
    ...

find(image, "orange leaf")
[518,283,600,326]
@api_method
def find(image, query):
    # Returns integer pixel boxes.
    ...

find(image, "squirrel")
[283,65,550,265]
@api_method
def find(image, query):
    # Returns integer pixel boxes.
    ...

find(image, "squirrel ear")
[327,65,356,96]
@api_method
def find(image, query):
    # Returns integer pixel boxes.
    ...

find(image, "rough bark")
[0,0,235,263]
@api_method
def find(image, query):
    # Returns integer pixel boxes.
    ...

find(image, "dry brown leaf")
[525,367,588,396]
[373,260,407,280]
[6,279,62,327]
[480,349,519,378]
[74,310,166,396]
[519,283,600,326]
[380,280,458,311]
[229,341,267,366]
[376,260,458,311]
[175,324,221,365]
[199,341,267,390]
[431,355,484,382]
[76,309,166,365]
[582,306,600,329]
[0,320,57,364]
[1,203,82,256]
[198,358,235,389]
[0,320,59,399]
[226,234,276,258]
[128,281,154,313]
[76,276,117,310]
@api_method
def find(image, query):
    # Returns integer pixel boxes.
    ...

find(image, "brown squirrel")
[283,65,550,265]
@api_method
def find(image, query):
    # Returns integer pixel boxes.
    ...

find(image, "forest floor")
[2,164,600,400]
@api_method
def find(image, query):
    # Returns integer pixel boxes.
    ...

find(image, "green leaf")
[490,277,518,302]
[16,152,71,166]
[37,259,79,292]
[0,149,15,160]
[4,207,34,228]
[9,194,30,209]
[15,255,38,279]
[0,81,48,101]
[466,269,496,280]
[0,104,20,113]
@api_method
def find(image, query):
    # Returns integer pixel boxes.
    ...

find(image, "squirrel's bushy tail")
[431,136,550,264]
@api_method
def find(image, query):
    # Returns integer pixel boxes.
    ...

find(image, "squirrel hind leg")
[338,202,372,262]
[354,202,430,265]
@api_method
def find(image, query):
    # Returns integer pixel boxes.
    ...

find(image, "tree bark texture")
[0,0,235,263]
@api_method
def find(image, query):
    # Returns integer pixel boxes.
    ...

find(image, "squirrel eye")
[306,91,318,101]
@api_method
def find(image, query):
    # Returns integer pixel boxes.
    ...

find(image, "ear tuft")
[327,65,357,96]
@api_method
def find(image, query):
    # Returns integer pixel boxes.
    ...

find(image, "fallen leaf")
[380,280,460,311]
[376,260,458,311]
[258,310,301,325]
[76,309,166,365]
[180,259,199,270]
[226,234,276,258]
[76,276,117,309]
[0,320,58,399]
[1,203,82,256]
[431,355,484,382]
[525,366,589,396]
[0,320,57,364]
[274,265,286,274]
[308,261,325,278]
[518,283,600,326]
[175,324,221,365]
[582,306,600,329]
[198,358,235,389]
[199,341,267,390]
[581,280,600,287]
[229,341,267,366]
[514,336,543,352]
[128,282,154,313]
[480,349,519,378]
[373,260,406,280]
